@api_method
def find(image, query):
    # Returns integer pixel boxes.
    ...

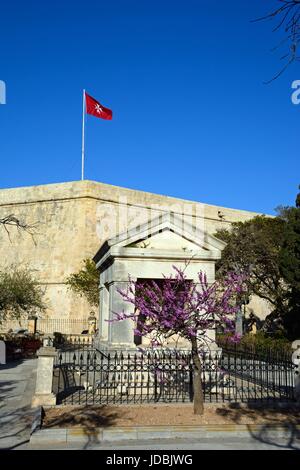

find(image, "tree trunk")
[191,336,204,415]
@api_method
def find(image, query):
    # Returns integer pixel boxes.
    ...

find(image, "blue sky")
[0,0,299,215]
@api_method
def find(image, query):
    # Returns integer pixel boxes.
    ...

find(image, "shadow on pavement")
[0,359,25,371]
[43,405,122,449]
[216,402,300,450]
[247,422,300,450]
[0,404,35,450]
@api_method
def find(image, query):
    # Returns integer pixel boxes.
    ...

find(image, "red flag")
[85,92,112,120]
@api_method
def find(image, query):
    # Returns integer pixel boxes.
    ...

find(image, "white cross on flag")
[85,92,112,120]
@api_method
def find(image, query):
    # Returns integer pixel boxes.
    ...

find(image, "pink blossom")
[111,266,248,350]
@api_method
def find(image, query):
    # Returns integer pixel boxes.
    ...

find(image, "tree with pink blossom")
[112,266,247,415]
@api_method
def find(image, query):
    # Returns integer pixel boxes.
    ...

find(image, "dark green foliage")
[277,188,300,339]
[0,266,46,322]
[217,331,291,356]
[215,215,286,312]
[66,258,99,307]
[215,186,300,340]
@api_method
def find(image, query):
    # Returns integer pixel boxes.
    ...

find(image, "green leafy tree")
[216,186,300,339]
[66,259,99,307]
[278,187,300,338]
[0,266,46,322]
[215,215,286,319]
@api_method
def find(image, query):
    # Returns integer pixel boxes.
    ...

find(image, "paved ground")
[0,358,37,450]
[27,436,298,450]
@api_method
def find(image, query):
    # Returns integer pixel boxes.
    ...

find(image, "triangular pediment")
[129,228,207,252]
[93,213,226,265]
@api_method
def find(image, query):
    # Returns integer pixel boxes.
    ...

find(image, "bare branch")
[252,3,293,24]
[263,54,295,84]
[254,1,300,82]
[0,214,40,245]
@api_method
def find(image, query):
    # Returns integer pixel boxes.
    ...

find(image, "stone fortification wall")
[0,180,269,325]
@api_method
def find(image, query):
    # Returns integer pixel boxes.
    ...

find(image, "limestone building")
[0,180,270,334]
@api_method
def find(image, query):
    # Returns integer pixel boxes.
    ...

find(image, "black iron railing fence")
[37,318,98,335]
[51,334,94,351]
[0,318,98,335]
[53,347,296,405]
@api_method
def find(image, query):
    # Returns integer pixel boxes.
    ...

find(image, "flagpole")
[81,89,85,181]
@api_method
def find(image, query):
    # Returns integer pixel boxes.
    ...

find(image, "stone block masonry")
[0,180,270,324]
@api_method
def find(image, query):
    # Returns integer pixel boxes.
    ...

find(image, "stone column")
[292,340,300,402]
[235,308,243,336]
[194,279,218,352]
[108,281,136,350]
[31,346,57,407]
[99,283,110,341]
[205,327,218,351]
[0,340,6,365]
[27,315,37,334]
